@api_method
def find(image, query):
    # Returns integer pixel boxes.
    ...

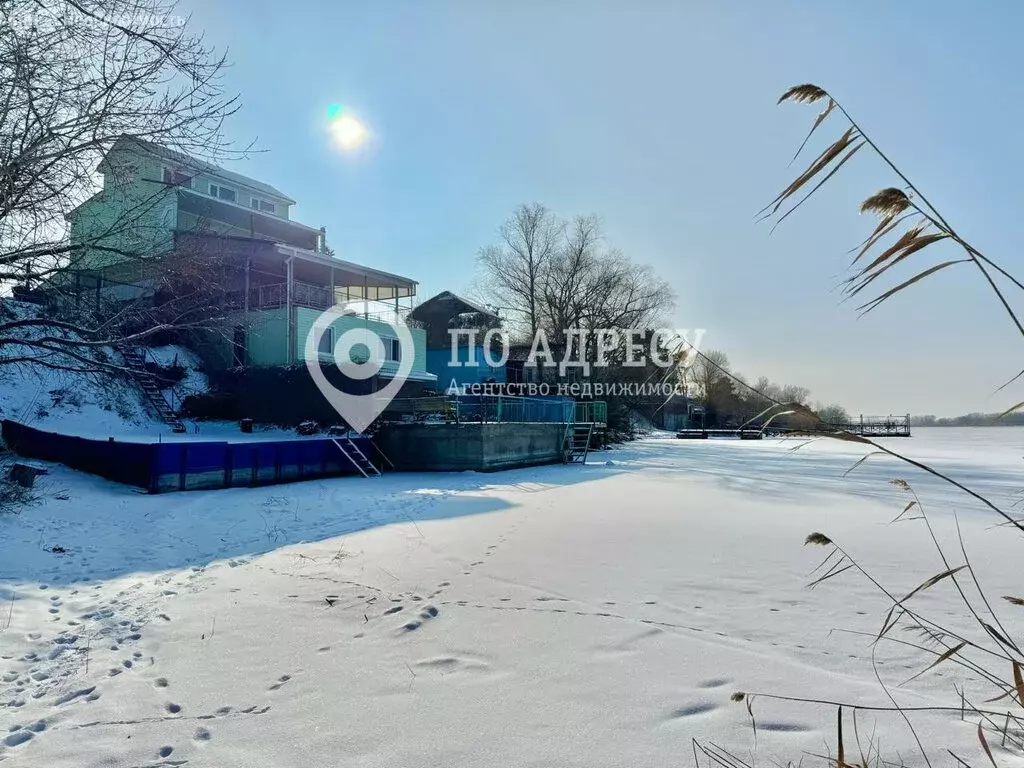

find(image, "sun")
[330,113,368,151]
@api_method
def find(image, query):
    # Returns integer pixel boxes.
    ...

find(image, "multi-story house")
[66,136,435,390]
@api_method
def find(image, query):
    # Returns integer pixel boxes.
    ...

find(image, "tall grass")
[691,84,1024,768]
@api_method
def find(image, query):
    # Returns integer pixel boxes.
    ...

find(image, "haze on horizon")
[181,0,1024,417]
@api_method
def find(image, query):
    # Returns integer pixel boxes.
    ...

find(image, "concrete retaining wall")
[375,422,566,472]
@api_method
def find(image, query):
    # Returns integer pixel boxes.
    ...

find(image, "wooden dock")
[676,429,764,440]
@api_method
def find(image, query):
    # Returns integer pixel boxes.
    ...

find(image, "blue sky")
[182,0,1024,416]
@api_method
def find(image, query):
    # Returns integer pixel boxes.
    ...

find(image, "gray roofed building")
[107,135,297,204]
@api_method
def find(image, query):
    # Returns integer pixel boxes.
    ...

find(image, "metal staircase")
[120,346,186,433]
[331,436,381,478]
[563,421,594,464]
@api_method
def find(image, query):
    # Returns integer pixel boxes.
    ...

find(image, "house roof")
[274,243,419,289]
[414,291,498,319]
[107,135,298,204]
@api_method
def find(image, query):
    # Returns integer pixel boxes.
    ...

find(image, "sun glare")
[329,112,368,151]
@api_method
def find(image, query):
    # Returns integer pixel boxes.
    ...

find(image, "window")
[209,183,236,202]
[318,327,334,357]
[251,198,276,214]
[383,337,401,362]
[162,167,192,188]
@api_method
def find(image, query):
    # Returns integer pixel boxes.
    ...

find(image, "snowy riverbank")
[1,428,1022,767]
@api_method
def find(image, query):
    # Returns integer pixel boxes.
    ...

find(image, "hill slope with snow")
[0,300,209,439]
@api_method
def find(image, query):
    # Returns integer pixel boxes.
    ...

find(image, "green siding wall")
[69,145,298,272]
[246,308,290,366]
[70,149,176,269]
[293,308,427,375]
[200,308,428,372]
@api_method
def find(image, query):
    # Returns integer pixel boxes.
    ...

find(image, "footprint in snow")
[669,702,718,718]
[759,721,814,733]
[268,675,291,691]
[54,686,95,705]
[399,605,440,633]
[697,678,731,689]
[3,730,33,747]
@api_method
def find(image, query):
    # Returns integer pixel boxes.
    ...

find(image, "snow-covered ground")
[1,428,1022,767]
[0,304,306,442]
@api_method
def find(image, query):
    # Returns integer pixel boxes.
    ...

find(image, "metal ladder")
[332,436,381,478]
[562,421,594,464]
[120,346,186,433]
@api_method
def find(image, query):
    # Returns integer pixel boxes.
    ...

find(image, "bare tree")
[477,203,561,338]
[479,205,675,346]
[0,0,241,371]
[536,214,604,345]
[690,348,734,416]
[815,402,850,425]
[536,215,674,344]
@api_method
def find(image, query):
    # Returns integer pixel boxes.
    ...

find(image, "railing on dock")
[382,395,607,426]
[455,395,573,424]
[574,400,607,426]
[822,414,911,437]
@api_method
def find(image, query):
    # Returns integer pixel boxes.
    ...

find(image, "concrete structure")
[375,422,567,471]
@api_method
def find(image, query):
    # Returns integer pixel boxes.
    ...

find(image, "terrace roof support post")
[243,257,250,366]
[286,256,294,363]
[363,275,369,320]
[329,264,335,308]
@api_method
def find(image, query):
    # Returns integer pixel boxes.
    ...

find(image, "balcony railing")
[242,281,423,328]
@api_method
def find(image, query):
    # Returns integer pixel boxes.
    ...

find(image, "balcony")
[177,189,323,252]
[245,280,424,328]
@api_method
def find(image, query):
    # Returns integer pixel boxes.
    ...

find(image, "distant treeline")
[912,413,1022,427]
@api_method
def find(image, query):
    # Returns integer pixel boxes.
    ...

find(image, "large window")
[209,183,237,202]
[251,198,276,214]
